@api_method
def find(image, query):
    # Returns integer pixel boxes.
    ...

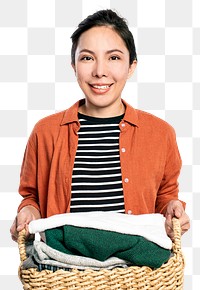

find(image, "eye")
[80,56,93,61]
[110,55,120,60]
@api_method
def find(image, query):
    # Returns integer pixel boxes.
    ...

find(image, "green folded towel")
[45,225,171,268]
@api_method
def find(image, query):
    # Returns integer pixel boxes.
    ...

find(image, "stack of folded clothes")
[23,212,172,272]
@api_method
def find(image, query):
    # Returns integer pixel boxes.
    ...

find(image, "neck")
[78,100,125,118]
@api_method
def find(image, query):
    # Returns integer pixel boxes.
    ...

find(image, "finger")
[10,221,18,241]
[165,225,174,241]
[25,223,31,236]
[165,214,173,229]
[10,218,19,242]
[17,223,26,232]
[11,234,18,242]
[174,207,183,219]
[181,223,190,234]
[165,206,173,217]
[179,221,189,230]
[16,212,31,232]
[10,218,16,235]
[169,233,174,241]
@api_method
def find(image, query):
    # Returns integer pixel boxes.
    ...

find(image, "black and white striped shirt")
[70,113,125,213]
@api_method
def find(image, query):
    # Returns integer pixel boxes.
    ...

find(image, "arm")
[155,127,190,238]
[10,130,40,241]
[18,133,40,212]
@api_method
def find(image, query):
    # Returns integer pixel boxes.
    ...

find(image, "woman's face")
[72,26,137,116]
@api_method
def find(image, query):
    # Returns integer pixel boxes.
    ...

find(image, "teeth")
[93,85,109,89]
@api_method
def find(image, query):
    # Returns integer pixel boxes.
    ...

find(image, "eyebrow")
[79,49,124,55]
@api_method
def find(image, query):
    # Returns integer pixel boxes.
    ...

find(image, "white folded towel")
[32,240,130,270]
[29,212,172,250]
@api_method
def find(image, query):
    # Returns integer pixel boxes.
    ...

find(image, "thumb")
[174,206,183,219]
[17,219,26,231]
[165,205,173,219]
[17,223,25,231]
[16,215,28,232]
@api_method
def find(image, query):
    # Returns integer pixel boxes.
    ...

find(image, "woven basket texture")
[18,218,184,290]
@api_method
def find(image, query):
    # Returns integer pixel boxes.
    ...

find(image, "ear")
[127,60,137,79]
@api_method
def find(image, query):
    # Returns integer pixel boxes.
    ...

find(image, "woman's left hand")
[165,200,190,240]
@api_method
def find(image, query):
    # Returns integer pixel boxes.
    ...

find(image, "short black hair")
[71,9,137,65]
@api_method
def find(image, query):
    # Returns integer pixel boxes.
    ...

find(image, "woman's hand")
[165,200,190,240]
[10,205,41,242]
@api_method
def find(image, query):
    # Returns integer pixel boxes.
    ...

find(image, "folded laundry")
[26,212,172,269]
[23,240,130,271]
[29,212,172,249]
[44,225,171,268]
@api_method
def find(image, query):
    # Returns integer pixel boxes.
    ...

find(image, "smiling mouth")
[89,83,113,94]
[89,84,113,89]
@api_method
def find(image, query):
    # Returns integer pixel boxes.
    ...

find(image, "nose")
[92,59,108,78]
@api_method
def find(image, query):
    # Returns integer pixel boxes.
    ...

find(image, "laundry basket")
[18,218,185,290]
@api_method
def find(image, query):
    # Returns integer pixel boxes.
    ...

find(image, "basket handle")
[172,217,182,252]
[18,229,28,262]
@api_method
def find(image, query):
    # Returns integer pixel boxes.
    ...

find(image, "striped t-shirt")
[70,112,125,213]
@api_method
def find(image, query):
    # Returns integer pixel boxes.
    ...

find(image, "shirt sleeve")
[17,129,40,213]
[155,127,186,215]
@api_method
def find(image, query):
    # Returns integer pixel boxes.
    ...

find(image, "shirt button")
[127,210,132,215]
[121,148,126,153]
[124,178,129,183]
[121,123,125,128]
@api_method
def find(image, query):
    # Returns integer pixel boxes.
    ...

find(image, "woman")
[10,9,190,241]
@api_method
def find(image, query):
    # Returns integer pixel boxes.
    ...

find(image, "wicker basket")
[18,218,184,290]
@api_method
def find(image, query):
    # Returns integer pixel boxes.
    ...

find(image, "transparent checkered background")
[0,0,199,288]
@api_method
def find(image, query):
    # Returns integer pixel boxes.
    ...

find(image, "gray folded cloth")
[23,240,130,271]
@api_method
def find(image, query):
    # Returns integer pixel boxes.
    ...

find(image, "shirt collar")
[122,99,139,127]
[60,98,139,127]
[60,99,84,126]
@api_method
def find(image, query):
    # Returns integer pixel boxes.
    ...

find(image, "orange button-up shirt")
[18,99,185,217]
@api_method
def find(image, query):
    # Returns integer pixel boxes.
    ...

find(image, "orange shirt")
[18,99,185,217]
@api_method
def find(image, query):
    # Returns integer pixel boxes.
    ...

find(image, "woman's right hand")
[10,205,41,242]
